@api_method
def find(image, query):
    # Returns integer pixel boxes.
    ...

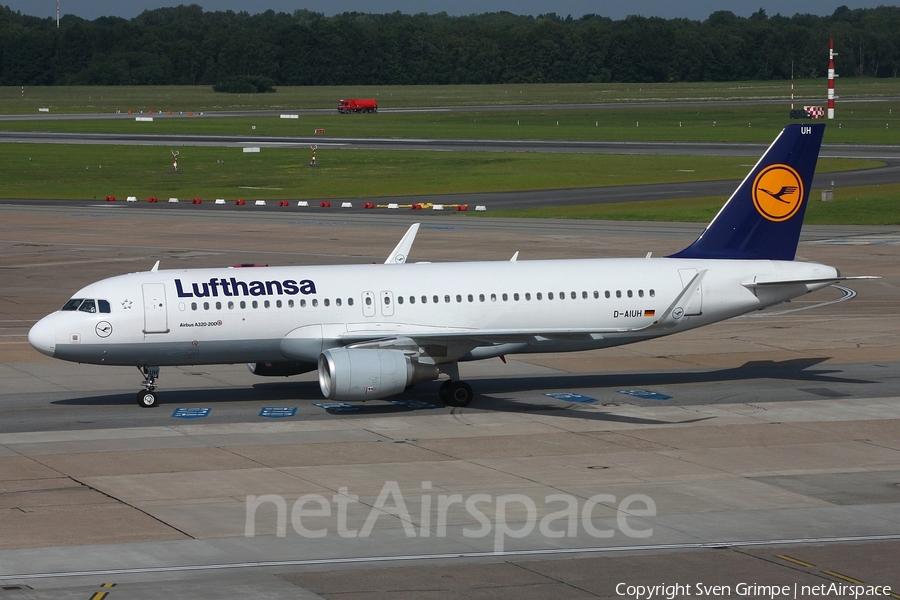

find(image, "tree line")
[1,4,898,87]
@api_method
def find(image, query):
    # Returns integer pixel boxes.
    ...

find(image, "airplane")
[28,123,870,408]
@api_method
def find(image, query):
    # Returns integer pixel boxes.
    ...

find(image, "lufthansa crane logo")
[752,164,804,222]
[95,321,112,338]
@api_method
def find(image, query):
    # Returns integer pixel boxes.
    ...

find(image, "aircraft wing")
[330,270,712,359]
[333,323,662,363]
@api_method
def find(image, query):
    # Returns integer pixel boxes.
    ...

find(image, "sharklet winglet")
[385,223,420,264]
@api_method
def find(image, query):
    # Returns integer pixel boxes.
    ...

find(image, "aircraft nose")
[28,316,56,357]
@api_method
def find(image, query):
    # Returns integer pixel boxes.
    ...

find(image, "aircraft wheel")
[442,381,473,407]
[137,390,158,408]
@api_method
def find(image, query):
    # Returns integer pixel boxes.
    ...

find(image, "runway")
[2,130,899,211]
[0,206,898,598]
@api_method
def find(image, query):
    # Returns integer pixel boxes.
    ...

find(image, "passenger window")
[78,299,97,313]
[348,298,354,306]
[241,301,247,309]
[627,290,633,298]
[537,292,542,300]
[300,299,306,308]
[572,292,578,300]
[383,297,390,305]
[216,301,222,310]
[467,294,473,302]
[593,291,599,299]
[264,300,271,308]
[502,293,508,301]
[479,294,485,302]
[525,293,531,301]
[616,291,622,298]
[203,302,210,310]
[277,299,283,308]
[456,295,462,303]
[191,302,198,311]
[548,292,554,300]
[365,297,372,306]
[421,296,427,304]
[638,290,644,298]
[228,301,235,309]
[251,301,258,309]
[398,296,404,305]
[605,291,611,299]
[445,295,450,303]
[288,299,294,308]
[62,299,84,311]
[312,299,318,307]
[650,289,656,297]
[335,298,341,307]
[434,295,440,304]
[491,294,497,302]
[410,296,415,304]
[98,300,111,313]
[324,299,330,307]
[514,293,519,301]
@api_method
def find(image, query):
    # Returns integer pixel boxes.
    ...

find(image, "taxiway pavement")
[0,207,898,599]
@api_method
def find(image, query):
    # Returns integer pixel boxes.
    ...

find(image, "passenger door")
[142,283,169,334]
[677,269,703,316]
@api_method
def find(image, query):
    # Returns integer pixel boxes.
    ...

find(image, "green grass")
[2,101,899,144]
[3,78,900,113]
[483,184,900,226]
[2,79,899,145]
[2,81,899,225]
[0,144,878,201]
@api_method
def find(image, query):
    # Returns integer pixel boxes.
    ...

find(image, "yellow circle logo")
[752,164,804,222]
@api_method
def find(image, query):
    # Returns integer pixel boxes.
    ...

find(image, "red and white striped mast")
[828,38,838,119]
[791,62,794,110]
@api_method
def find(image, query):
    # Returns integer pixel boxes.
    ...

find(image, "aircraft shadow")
[50,358,869,425]
[470,357,872,397]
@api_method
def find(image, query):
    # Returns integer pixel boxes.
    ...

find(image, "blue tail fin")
[669,124,824,261]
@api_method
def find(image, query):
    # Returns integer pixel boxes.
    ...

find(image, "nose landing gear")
[136,365,160,408]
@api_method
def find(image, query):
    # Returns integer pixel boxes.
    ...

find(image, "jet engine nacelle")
[248,361,316,377]
[318,348,440,401]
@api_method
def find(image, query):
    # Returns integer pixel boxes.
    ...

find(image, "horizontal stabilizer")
[743,275,879,288]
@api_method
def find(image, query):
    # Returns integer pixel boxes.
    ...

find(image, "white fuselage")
[28,256,838,368]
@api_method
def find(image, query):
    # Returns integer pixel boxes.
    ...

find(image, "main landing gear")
[437,364,474,407]
[439,380,474,407]
[136,365,160,408]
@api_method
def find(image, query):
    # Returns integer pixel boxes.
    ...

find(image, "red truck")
[337,98,378,114]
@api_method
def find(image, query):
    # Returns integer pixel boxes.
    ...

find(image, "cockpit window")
[62,299,84,311]
[61,298,111,313]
